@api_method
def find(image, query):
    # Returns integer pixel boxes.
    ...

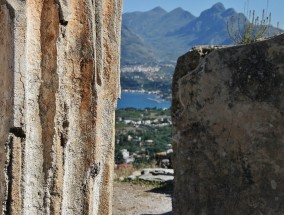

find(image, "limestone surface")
[172,35,284,215]
[127,168,174,183]
[0,0,122,214]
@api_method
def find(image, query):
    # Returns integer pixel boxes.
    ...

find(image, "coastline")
[122,89,171,101]
[118,91,171,109]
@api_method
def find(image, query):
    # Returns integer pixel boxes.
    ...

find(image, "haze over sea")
[117,92,171,109]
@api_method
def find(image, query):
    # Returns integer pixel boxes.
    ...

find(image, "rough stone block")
[172,35,284,215]
[0,0,122,214]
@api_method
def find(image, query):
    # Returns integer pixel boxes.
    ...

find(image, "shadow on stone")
[141,212,172,215]
[146,181,173,197]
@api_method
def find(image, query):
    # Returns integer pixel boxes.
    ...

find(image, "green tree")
[115,150,124,164]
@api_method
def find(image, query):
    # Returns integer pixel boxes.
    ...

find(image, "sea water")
[117,92,171,109]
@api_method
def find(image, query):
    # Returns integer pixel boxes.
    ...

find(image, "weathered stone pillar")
[172,35,284,214]
[0,0,122,214]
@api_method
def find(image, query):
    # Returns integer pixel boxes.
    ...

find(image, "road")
[112,181,172,215]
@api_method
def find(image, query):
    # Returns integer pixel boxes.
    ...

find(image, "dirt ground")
[112,181,172,215]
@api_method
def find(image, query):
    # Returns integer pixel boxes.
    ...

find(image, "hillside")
[121,2,281,65]
[121,25,157,65]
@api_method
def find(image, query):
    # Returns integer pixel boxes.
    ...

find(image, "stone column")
[172,36,284,214]
[0,0,122,214]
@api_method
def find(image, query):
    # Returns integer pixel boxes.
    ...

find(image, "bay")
[117,92,171,109]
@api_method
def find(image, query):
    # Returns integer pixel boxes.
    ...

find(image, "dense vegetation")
[115,108,172,167]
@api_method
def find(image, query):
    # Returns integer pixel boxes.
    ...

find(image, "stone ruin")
[172,35,284,214]
[1,0,284,214]
[0,0,122,214]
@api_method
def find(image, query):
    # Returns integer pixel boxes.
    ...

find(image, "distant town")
[120,64,174,100]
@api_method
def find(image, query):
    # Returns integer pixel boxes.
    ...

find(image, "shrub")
[227,9,271,44]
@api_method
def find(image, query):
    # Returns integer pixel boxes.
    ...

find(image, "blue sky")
[123,0,283,27]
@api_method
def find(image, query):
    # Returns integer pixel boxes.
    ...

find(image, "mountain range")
[121,2,280,65]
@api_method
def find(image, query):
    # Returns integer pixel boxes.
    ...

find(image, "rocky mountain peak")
[149,6,167,14]
[121,2,282,65]
[167,7,195,19]
[211,2,226,12]
[200,2,226,17]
